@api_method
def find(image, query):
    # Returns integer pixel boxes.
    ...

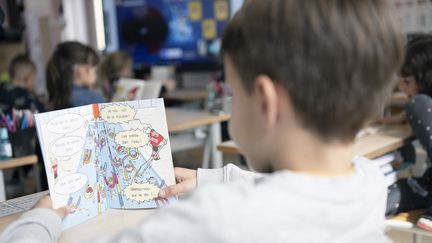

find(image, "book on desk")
[34,99,176,229]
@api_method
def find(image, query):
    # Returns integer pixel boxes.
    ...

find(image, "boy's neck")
[272,130,354,175]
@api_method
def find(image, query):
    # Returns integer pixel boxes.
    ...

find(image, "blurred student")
[0,0,404,242]
[384,36,432,231]
[98,51,133,100]
[0,54,44,113]
[46,41,103,110]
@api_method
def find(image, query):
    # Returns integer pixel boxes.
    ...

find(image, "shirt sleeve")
[80,185,233,243]
[0,208,62,243]
[197,163,263,186]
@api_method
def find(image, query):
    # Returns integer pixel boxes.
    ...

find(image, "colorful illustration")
[202,19,217,40]
[35,99,176,229]
[50,158,59,180]
[149,129,167,160]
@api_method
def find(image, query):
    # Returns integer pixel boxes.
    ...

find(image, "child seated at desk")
[0,54,44,113]
[161,36,432,231]
[385,36,432,230]
[46,41,104,110]
[0,0,405,242]
[98,51,134,101]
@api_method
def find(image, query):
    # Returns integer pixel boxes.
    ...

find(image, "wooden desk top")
[353,125,413,159]
[166,108,230,133]
[218,125,414,160]
[388,93,409,108]
[0,208,156,243]
[164,90,208,102]
[0,155,38,170]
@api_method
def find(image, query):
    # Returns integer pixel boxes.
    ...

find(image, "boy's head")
[8,54,36,90]
[399,35,432,97]
[222,0,405,171]
[99,51,133,83]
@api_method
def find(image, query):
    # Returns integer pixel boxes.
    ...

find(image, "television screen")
[116,0,238,66]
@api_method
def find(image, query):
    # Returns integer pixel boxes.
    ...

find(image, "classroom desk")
[0,155,39,202]
[218,125,414,160]
[166,108,230,168]
[0,198,156,243]
[163,89,208,102]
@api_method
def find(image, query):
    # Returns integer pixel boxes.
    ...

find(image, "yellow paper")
[189,1,202,21]
[215,0,229,20]
[202,19,217,39]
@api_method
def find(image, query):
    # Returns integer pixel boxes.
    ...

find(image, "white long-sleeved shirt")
[0,157,390,243]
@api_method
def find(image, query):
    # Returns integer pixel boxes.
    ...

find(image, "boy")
[0,0,404,242]
[0,54,44,113]
[149,129,167,160]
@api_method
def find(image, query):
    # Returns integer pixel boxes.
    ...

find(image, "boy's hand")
[158,167,197,198]
[33,196,69,220]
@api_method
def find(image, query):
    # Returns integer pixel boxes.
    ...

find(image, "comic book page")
[35,105,106,229]
[93,99,176,208]
[35,98,176,228]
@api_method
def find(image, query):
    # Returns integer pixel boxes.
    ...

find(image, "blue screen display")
[116,0,231,66]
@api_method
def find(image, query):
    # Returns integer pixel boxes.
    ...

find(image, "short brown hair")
[9,54,36,81]
[222,0,405,142]
[99,51,132,82]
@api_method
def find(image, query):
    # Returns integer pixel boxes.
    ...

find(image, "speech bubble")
[100,104,136,124]
[47,114,85,134]
[54,173,88,195]
[123,182,159,202]
[114,129,149,148]
[50,136,85,157]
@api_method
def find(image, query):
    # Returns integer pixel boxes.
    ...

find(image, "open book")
[34,99,176,229]
[112,78,163,102]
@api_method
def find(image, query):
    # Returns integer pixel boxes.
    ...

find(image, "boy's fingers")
[174,167,196,181]
[55,206,69,220]
[158,180,195,198]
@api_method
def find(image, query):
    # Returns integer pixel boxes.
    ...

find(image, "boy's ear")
[254,75,279,129]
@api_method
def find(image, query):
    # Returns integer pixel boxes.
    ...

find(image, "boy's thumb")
[158,184,184,198]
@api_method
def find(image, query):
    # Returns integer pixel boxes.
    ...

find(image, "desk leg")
[0,170,5,201]
[414,233,422,243]
[202,130,211,169]
[210,122,223,168]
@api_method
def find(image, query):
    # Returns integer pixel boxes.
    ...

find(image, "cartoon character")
[50,158,59,180]
[116,145,126,155]
[124,162,135,173]
[108,130,116,140]
[147,176,157,185]
[127,147,140,160]
[103,166,124,208]
[112,156,123,167]
[84,184,94,199]
[149,129,167,160]
[83,149,92,165]
[101,186,106,198]
[67,196,82,214]
[94,136,106,148]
